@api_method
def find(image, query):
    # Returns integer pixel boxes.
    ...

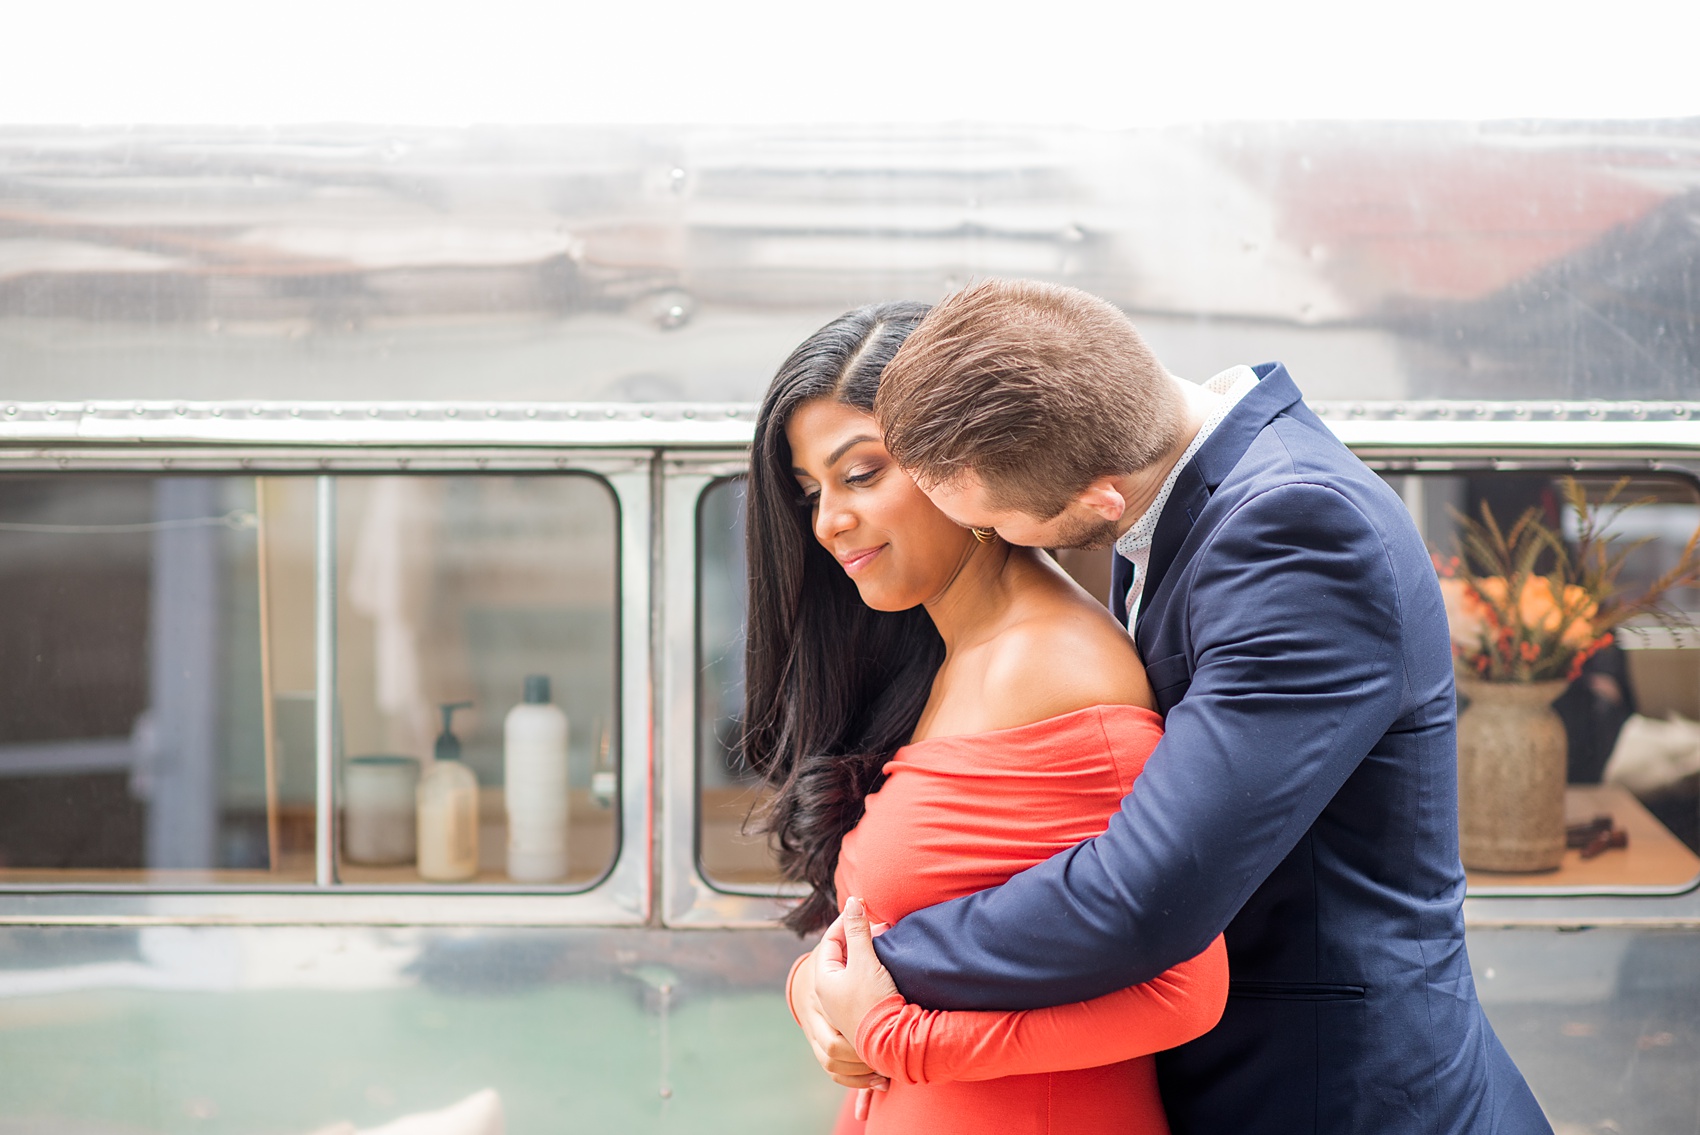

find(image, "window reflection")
[0,475,316,882]
[696,478,784,888]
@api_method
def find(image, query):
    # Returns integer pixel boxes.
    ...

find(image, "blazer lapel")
[1110,553,1135,629]
[1131,363,1304,643]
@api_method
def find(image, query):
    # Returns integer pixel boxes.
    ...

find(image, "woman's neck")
[922,540,1036,655]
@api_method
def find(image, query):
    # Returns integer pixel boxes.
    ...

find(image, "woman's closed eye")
[797,467,881,509]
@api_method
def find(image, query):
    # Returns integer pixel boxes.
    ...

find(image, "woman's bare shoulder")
[978,600,1156,727]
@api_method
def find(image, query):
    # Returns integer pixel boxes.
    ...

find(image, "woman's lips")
[838,545,886,574]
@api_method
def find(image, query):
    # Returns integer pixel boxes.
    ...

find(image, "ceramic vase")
[1456,676,1569,872]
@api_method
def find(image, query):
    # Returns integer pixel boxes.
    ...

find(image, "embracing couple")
[740,280,1551,1134]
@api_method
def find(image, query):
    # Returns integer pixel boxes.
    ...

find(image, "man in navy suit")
[800,279,1551,1133]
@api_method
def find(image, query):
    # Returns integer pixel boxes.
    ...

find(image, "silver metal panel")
[314,474,337,887]
[607,462,656,927]
[0,401,760,448]
[2,398,1699,453]
[0,924,839,1133]
[3,124,1698,407]
[0,923,1692,1133]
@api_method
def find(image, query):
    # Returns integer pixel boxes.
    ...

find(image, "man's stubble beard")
[1048,511,1122,551]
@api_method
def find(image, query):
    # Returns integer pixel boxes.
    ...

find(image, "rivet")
[368,407,380,417]
[605,408,617,419]
[134,405,146,416]
[210,407,222,417]
[683,408,695,419]
[332,407,343,416]
[487,407,500,418]
[174,405,187,416]
[642,408,654,418]
[290,407,301,418]
[568,408,580,419]
[525,407,538,418]
[445,408,458,418]
[408,408,419,417]
[45,405,57,416]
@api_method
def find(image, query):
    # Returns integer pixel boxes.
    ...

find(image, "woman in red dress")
[740,303,1228,1135]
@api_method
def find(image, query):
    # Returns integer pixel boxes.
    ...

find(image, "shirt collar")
[1114,365,1259,563]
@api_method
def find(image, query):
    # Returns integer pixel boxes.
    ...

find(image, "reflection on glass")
[696,478,784,887]
[0,475,317,883]
[1386,471,1700,888]
[334,475,619,888]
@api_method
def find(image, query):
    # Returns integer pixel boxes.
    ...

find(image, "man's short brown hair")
[874,279,1186,518]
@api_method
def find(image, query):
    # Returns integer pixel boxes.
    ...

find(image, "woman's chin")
[850,580,916,613]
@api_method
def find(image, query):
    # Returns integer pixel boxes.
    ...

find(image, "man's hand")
[815,896,902,1042]
[794,929,890,1091]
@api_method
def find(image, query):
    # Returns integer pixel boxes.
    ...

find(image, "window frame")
[5,397,1700,933]
[660,455,799,927]
[0,400,697,927]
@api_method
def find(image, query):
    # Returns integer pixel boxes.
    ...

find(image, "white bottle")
[504,675,569,883]
[418,702,479,882]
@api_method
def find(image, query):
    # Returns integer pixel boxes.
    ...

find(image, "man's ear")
[1074,477,1128,523]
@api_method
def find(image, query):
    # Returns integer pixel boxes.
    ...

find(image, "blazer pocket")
[1228,980,1367,1002]
[1144,651,1192,699]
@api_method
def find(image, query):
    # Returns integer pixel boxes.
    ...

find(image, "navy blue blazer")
[870,364,1551,1133]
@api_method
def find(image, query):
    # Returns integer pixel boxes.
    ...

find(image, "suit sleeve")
[855,935,1227,1083]
[871,482,1408,1009]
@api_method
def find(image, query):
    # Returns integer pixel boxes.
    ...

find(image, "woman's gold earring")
[971,526,997,544]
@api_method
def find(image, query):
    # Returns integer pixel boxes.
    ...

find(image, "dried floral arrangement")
[1436,477,1700,683]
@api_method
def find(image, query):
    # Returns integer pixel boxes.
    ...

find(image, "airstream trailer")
[2,122,1699,1133]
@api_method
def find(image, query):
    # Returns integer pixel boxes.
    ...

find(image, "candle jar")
[344,755,420,866]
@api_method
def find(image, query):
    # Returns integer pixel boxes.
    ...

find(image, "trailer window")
[1387,472,1700,894]
[696,477,785,889]
[0,473,620,890]
[332,475,619,888]
[0,475,317,883]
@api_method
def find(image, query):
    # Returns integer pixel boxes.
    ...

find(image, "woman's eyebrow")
[826,435,880,466]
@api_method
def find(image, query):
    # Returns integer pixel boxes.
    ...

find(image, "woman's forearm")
[854,935,1228,1085]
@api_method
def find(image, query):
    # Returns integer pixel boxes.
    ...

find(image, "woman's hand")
[793,938,890,1091]
[814,897,902,1044]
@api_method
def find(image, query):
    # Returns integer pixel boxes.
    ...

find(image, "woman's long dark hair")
[741,301,945,934]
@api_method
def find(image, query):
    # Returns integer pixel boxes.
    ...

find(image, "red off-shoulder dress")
[789,704,1229,1135]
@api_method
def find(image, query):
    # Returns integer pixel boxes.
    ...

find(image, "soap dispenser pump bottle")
[504,675,569,882]
[417,701,478,882]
